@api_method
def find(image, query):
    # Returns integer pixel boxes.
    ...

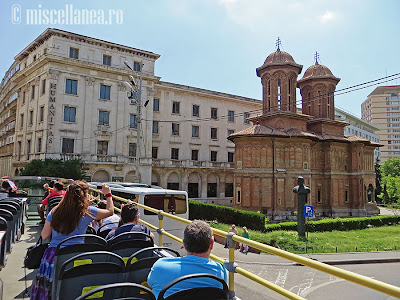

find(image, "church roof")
[298,62,340,84]
[228,124,381,146]
[256,49,303,76]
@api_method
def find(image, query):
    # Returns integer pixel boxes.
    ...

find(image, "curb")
[295,258,400,266]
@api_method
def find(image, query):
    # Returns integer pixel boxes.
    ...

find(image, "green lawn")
[210,222,400,253]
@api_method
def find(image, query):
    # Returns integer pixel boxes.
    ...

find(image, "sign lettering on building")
[48,83,56,144]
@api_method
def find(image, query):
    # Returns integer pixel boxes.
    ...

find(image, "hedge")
[188,200,265,231]
[265,216,400,233]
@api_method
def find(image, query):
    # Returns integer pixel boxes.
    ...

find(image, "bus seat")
[46,195,63,215]
[157,273,229,300]
[97,221,120,239]
[0,201,22,239]
[108,232,154,264]
[124,247,180,290]
[0,216,8,268]
[0,209,14,253]
[52,235,108,300]
[74,282,156,300]
[86,225,96,235]
[0,204,18,243]
[60,251,124,272]
[56,262,124,300]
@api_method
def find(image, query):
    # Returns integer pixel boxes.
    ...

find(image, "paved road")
[211,242,400,299]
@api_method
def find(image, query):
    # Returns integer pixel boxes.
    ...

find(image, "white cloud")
[318,10,336,23]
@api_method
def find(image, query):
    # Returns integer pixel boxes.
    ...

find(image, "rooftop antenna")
[276,37,281,51]
[314,51,320,65]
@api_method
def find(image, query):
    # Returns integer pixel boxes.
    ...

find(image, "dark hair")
[51,181,89,235]
[120,203,139,224]
[183,220,213,254]
[1,181,10,190]
[54,181,64,191]
[49,181,55,188]
[97,200,107,209]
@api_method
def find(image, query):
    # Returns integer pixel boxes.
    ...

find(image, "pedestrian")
[240,226,250,254]
[224,224,238,248]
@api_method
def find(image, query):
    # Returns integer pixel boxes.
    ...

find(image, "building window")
[39,106,44,122]
[128,143,137,157]
[62,138,74,154]
[31,85,35,100]
[207,183,217,197]
[153,98,160,111]
[97,141,108,155]
[211,127,218,140]
[225,183,234,197]
[172,123,180,136]
[228,152,234,162]
[20,113,24,128]
[26,140,31,160]
[103,55,111,66]
[152,147,158,159]
[191,150,199,161]
[64,106,76,122]
[211,107,218,119]
[100,84,111,100]
[130,114,138,129]
[193,105,200,117]
[37,137,42,153]
[18,141,21,161]
[192,125,199,138]
[188,183,199,198]
[65,79,78,95]
[29,110,33,125]
[152,121,159,134]
[227,129,234,136]
[172,101,180,114]
[244,113,250,124]
[69,47,79,59]
[345,190,349,203]
[22,91,26,104]
[99,111,110,126]
[317,189,321,204]
[171,148,179,160]
[133,62,141,72]
[41,79,46,95]
[211,151,217,162]
[228,110,235,122]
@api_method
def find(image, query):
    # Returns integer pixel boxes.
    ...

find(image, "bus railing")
[89,187,400,299]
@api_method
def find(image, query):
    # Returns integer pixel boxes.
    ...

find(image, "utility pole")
[124,61,143,182]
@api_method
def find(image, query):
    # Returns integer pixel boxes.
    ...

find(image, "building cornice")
[15,28,160,61]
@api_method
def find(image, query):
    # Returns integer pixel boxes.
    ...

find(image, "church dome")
[256,49,302,76]
[299,62,340,83]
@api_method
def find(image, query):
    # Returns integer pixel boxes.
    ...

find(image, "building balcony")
[152,159,234,169]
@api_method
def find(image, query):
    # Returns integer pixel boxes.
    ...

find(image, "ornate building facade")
[229,46,381,219]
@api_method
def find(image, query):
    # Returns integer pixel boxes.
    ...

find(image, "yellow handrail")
[89,187,400,299]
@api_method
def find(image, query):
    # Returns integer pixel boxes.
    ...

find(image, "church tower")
[297,53,340,119]
[256,39,303,114]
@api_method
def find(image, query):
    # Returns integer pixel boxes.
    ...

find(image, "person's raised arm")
[94,184,114,220]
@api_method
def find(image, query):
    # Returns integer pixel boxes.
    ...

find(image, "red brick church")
[229,42,380,220]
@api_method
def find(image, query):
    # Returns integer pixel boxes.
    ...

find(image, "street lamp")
[124,60,143,181]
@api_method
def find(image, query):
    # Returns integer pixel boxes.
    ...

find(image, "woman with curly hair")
[30,181,114,300]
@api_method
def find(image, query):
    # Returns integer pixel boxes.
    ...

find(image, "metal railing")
[89,187,400,299]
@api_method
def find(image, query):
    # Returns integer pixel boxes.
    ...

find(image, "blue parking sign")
[304,205,313,217]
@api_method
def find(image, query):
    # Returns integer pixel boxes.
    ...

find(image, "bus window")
[113,191,138,203]
[144,194,187,215]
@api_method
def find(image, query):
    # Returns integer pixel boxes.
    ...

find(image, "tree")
[375,159,382,203]
[20,158,86,180]
[379,158,400,205]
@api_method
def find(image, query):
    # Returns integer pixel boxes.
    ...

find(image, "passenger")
[91,200,120,232]
[239,226,250,254]
[0,180,18,197]
[37,181,56,225]
[105,203,155,241]
[224,224,238,248]
[30,182,114,300]
[147,220,228,299]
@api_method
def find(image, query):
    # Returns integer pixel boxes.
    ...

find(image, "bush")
[188,200,265,231]
[265,216,400,233]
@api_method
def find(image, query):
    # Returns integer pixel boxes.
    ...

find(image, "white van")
[89,183,189,254]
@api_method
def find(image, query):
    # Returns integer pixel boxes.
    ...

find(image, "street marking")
[275,269,288,287]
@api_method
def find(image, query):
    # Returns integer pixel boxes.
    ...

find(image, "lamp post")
[124,61,143,182]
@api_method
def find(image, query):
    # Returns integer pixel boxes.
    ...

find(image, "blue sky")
[1,0,399,117]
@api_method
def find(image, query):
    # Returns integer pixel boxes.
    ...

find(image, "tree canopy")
[379,158,400,204]
[20,158,86,180]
